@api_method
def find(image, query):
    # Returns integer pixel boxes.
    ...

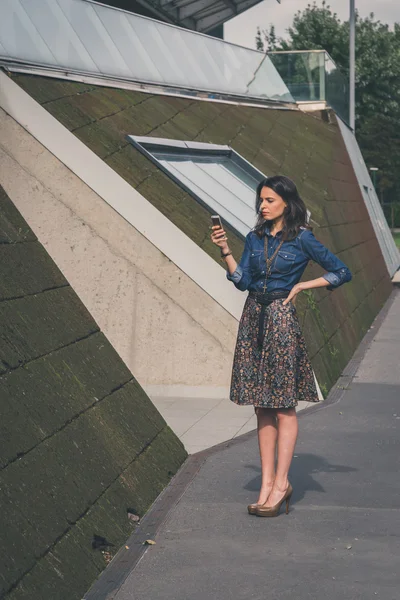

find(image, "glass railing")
[0,0,294,104]
[268,50,349,124]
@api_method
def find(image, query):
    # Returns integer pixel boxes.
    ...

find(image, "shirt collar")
[264,225,283,238]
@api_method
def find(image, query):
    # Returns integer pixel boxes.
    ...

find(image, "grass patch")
[392,232,400,248]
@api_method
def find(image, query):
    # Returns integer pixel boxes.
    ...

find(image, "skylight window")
[127,136,266,237]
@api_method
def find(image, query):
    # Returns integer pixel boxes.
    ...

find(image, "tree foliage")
[256,1,400,224]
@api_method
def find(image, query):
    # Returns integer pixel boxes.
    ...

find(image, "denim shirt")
[227,226,352,293]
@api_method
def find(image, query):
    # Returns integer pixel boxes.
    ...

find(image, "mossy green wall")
[0,185,187,599]
[13,74,393,395]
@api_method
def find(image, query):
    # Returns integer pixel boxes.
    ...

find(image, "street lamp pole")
[349,0,355,131]
[369,167,379,199]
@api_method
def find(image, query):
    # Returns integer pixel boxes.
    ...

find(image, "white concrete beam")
[0,71,246,320]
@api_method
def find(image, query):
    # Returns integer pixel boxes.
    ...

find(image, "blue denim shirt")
[227,226,352,292]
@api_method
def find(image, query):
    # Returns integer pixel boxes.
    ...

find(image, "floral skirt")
[230,295,320,409]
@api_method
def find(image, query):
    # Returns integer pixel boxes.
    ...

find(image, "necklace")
[263,234,284,292]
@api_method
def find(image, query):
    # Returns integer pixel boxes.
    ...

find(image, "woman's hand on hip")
[211,225,229,252]
[282,283,304,306]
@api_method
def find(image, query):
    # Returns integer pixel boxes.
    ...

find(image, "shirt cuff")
[322,272,340,291]
[226,265,243,284]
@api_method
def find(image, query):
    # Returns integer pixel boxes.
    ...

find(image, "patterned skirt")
[230,295,320,409]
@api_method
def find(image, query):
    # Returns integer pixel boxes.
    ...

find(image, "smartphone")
[211,215,222,229]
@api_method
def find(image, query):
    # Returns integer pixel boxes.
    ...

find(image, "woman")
[211,175,352,517]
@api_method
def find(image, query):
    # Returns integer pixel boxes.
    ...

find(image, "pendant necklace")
[263,232,284,293]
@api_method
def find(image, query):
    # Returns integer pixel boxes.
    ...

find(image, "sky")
[224,0,399,50]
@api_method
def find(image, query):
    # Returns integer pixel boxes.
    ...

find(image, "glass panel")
[0,40,9,57]
[0,0,56,64]
[200,162,255,207]
[269,50,349,124]
[268,52,321,102]
[225,158,262,193]
[57,0,131,76]
[0,0,294,103]
[149,145,263,237]
[20,0,98,71]
[324,53,349,126]
[159,156,255,236]
[99,9,163,81]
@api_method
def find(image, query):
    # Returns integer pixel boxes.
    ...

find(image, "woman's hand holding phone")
[210,215,229,253]
[210,215,237,274]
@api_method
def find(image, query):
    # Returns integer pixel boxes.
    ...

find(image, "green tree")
[256,1,400,226]
[256,24,278,52]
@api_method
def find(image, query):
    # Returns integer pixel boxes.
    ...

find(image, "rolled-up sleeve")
[299,230,352,291]
[226,233,253,291]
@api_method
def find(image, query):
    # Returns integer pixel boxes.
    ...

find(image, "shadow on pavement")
[243,453,358,503]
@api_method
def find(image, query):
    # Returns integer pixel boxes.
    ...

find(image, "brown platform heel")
[247,482,275,515]
[247,503,260,515]
[255,483,293,517]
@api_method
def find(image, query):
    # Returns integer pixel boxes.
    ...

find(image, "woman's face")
[259,186,287,221]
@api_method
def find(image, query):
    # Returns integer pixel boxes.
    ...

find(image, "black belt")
[249,290,290,349]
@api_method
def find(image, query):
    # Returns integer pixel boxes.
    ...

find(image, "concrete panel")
[133,272,234,386]
[0,108,238,392]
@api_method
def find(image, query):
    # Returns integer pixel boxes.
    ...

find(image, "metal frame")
[83,0,267,50]
[269,49,328,54]
[269,48,338,65]
[84,0,263,32]
[1,63,297,112]
[349,0,355,131]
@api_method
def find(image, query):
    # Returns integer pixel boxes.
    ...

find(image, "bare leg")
[255,407,278,504]
[260,407,298,508]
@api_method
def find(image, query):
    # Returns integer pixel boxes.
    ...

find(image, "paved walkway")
[92,288,400,600]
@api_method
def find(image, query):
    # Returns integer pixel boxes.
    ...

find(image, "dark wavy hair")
[254,175,312,241]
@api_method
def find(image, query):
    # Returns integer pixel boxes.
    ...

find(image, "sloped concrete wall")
[6,74,395,397]
[0,106,238,394]
[0,185,187,599]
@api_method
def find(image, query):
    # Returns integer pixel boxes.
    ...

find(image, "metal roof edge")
[0,64,300,112]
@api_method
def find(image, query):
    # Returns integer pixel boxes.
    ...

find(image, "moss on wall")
[0,185,187,599]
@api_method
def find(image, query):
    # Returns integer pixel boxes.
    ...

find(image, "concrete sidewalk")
[90,288,400,600]
[150,395,317,454]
